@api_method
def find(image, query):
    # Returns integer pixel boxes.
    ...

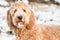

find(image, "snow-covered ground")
[0,1,9,6]
[0,1,60,40]
[30,3,60,25]
[0,33,16,40]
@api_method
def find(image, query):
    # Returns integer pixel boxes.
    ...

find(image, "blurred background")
[0,0,60,40]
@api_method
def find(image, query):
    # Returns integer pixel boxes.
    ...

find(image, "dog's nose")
[18,16,23,20]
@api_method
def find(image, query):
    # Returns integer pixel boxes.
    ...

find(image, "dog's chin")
[16,23,25,28]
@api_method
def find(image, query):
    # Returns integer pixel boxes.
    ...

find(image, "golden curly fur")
[7,1,60,40]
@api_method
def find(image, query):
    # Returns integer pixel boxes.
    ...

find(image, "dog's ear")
[7,9,16,30]
[26,10,35,29]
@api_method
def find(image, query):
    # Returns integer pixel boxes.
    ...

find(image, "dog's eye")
[14,10,17,13]
[23,9,26,12]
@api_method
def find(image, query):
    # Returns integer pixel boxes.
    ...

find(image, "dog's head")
[7,2,35,30]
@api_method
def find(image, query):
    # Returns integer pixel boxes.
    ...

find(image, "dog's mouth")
[13,21,26,28]
[17,21,25,28]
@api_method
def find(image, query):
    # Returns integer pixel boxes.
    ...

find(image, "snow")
[31,4,60,25]
[0,33,16,40]
[55,0,60,3]
[0,7,10,32]
[22,0,29,4]
[0,1,9,6]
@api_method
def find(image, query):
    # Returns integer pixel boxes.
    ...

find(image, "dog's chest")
[15,28,38,40]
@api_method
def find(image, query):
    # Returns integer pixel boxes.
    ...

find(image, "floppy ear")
[26,10,35,29]
[7,10,16,30]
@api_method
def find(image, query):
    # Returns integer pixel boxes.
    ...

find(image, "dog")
[7,1,60,40]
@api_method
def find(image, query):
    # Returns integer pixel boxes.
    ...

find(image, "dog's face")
[7,2,35,29]
[12,8,31,28]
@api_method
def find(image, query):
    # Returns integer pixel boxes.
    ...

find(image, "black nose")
[18,16,23,20]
